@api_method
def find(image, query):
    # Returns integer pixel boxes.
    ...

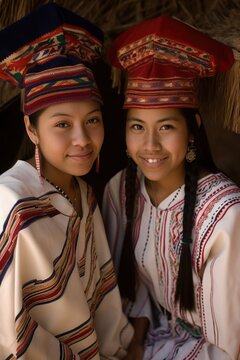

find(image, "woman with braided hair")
[102,15,240,360]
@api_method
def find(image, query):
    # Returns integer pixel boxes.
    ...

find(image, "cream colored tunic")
[102,170,240,360]
[0,160,133,359]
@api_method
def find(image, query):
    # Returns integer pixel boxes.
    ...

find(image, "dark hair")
[118,108,217,310]
[17,109,43,161]
[174,108,216,310]
[118,157,138,301]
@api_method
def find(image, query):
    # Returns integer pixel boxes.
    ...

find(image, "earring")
[126,149,131,158]
[95,154,100,173]
[35,144,43,184]
[186,139,197,163]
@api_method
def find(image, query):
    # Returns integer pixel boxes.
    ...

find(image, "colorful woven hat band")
[109,16,234,109]
[0,3,104,114]
[125,78,197,109]
[24,64,102,115]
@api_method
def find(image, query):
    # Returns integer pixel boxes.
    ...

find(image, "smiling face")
[25,101,104,184]
[126,107,191,189]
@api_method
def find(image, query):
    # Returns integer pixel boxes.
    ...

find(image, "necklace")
[166,186,182,208]
[44,177,77,206]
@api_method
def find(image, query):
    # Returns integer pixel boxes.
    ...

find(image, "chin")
[71,164,93,177]
[142,171,163,182]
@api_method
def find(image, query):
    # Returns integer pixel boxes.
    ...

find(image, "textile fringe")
[111,67,122,93]
[222,59,240,133]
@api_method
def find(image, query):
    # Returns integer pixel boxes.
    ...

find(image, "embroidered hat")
[0,3,103,115]
[109,15,234,109]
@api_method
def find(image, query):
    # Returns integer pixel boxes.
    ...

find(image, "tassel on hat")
[111,66,122,94]
[196,53,240,134]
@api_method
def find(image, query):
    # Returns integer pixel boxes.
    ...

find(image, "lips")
[68,150,93,160]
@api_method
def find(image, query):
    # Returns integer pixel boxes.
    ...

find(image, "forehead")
[39,101,101,117]
[127,107,184,120]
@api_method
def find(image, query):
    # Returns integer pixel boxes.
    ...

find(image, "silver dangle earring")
[126,149,131,158]
[186,139,197,163]
[35,143,43,184]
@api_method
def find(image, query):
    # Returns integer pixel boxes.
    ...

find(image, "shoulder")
[102,169,127,212]
[107,169,126,187]
[0,167,37,233]
[195,172,240,220]
[197,172,240,199]
[104,169,127,199]
[0,160,40,197]
[106,167,142,192]
[0,161,61,224]
[0,162,32,207]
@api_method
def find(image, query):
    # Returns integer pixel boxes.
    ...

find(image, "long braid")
[120,108,216,309]
[118,157,138,301]
[175,160,199,310]
[175,108,204,311]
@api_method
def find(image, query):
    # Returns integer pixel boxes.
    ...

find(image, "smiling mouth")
[142,156,167,164]
[145,158,159,164]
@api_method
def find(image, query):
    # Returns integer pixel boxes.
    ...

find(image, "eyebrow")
[50,108,101,118]
[127,116,179,123]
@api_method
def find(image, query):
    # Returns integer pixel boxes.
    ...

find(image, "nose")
[144,130,161,150]
[72,125,91,147]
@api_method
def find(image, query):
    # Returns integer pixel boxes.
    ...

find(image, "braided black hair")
[175,108,217,311]
[118,157,138,301]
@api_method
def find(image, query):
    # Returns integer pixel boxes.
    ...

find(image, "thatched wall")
[0,0,239,188]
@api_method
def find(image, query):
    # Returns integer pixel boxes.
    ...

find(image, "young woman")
[102,15,240,359]
[0,4,133,359]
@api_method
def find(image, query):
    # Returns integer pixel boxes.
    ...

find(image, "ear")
[195,113,202,128]
[24,115,38,144]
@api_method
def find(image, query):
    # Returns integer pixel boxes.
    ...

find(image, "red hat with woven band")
[109,15,234,109]
[0,3,103,115]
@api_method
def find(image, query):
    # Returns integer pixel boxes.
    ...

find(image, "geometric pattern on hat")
[0,24,102,88]
[24,64,102,115]
[118,35,216,78]
[125,78,198,109]
[0,3,104,114]
[109,15,234,109]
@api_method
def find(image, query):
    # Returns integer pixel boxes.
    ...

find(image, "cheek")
[40,133,68,153]
[166,136,188,157]
[93,127,104,148]
[126,132,139,151]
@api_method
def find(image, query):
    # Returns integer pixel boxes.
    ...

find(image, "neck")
[28,156,75,201]
[41,161,72,194]
[45,175,82,216]
[28,156,82,216]
[145,175,185,206]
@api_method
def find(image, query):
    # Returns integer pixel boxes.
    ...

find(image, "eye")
[55,121,70,128]
[129,123,144,131]
[86,117,101,125]
[159,123,174,131]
